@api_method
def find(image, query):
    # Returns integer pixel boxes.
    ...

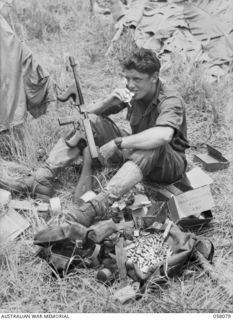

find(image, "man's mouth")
[124,90,135,103]
[130,91,138,99]
[129,91,137,97]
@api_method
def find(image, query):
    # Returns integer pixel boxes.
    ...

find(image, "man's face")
[123,69,158,101]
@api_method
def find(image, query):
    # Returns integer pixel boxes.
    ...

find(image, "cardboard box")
[0,208,30,243]
[0,188,11,206]
[168,167,214,225]
[148,167,214,227]
[168,185,213,221]
[194,144,229,172]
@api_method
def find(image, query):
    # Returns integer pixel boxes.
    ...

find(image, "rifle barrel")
[69,56,85,105]
[68,56,99,160]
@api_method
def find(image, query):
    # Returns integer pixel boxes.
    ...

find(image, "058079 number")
[213,314,232,319]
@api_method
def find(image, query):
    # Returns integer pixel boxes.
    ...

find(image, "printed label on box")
[169,185,214,220]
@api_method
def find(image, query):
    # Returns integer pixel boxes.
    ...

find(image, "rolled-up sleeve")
[102,102,127,116]
[155,97,184,132]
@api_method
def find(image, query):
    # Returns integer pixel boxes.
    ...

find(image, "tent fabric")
[0,14,56,132]
[111,0,233,81]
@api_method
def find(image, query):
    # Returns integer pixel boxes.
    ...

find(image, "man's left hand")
[99,140,118,166]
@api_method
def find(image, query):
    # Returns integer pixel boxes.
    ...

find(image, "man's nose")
[126,79,135,91]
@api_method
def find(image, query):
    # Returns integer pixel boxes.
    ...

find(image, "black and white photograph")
[0,0,232,317]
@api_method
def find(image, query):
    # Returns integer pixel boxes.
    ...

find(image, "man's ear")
[151,72,159,83]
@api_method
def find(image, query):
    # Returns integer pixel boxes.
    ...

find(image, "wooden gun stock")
[82,118,99,159]
[57,83,80,105]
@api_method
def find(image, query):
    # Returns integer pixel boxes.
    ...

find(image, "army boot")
[34,161,143,245]
[0,164,55,198]
[66,161,143,227]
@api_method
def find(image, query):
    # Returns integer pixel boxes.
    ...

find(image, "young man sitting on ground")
[33,47,189,236]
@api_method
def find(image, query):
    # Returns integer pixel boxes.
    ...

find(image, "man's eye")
[124,77,141,84]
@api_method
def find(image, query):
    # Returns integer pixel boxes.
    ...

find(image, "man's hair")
[122,48,161,75]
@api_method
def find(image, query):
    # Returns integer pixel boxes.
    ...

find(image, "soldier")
[1,48,189,227]
[34,47,189,230]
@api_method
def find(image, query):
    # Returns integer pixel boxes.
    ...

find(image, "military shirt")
[126,80,189,152]
[103,79,189,153]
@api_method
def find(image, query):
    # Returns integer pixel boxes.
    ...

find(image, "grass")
[0,0,233,313]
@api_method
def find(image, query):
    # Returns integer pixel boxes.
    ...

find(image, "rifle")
[57,56,99,161]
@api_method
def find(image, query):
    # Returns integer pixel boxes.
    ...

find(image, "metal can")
[96,268,115,285]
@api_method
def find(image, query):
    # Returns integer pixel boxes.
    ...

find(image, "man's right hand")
[87,88,134,115]
[109,88,134,103]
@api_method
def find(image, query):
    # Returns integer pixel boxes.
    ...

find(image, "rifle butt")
[83,119,99,159]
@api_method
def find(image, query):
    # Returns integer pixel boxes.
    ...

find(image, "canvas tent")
[0,14,56,132]
[109,0,233,82]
